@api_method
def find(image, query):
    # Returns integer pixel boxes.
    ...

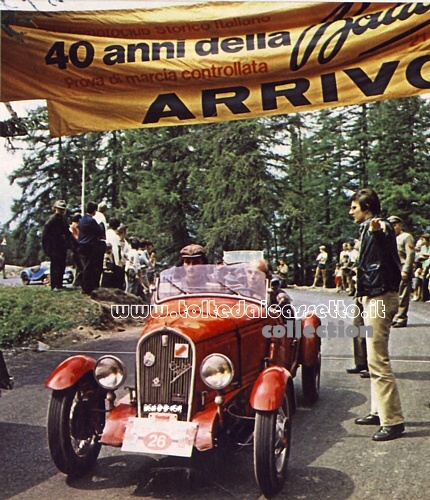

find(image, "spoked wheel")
[47,374,106,477]
[302,351,321,404]
[254,393,292,498]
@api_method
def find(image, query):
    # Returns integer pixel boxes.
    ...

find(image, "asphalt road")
[0,275,22,287]
[0,287,429,499]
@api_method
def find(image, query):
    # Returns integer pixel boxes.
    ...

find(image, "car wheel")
[254,392,292,498]
[21,273,29,285]
[301,351,321,404]
[47,374,106,477]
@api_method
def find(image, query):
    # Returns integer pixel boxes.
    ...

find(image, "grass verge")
[0,286,143,348]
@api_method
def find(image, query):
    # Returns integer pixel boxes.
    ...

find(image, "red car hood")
[143,296,265,342]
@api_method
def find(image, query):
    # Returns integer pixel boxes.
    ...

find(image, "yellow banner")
[2,2,430,136]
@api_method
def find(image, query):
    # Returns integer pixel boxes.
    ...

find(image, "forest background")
[1,96,430,286]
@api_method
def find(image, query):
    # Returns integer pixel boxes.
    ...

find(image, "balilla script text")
[43,3,430,71]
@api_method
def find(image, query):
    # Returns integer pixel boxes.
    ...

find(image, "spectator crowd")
[42,200,156,299]
[38,199,430,308]
[329,226,430,307]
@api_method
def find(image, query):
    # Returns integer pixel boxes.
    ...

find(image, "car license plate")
[122,414,198,457]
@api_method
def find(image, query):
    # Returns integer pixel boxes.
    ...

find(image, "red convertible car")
[46,255,321,497]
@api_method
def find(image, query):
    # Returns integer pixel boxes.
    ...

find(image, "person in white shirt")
[93,202,108,240]
[312,245,328,288]
[106,218,124,289]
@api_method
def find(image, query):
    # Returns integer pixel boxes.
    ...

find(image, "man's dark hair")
[350,188,381,215]
[86,201,98,214]
[130,237,140,250]
[108,217,121,230]
[71,213,82,223]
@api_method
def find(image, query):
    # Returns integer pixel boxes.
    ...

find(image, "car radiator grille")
[138,330,195,421]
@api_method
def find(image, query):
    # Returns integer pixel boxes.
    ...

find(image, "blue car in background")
[20,261,74,286]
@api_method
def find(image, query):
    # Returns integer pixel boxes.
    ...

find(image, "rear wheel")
[21,273,29,285]
[254,393,292,498]
[47,375,106,477]
[302,351,321,404]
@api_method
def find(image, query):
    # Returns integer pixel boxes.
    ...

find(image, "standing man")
[78,202,106,295]
[312,245,328,288]
[42,200,72,291]
[346,237,369,378]
[116,225,130,291]
[69,213,83,287]
[277,258,289,287]
[349,188,404,441]
[106,217,123,289]
[388,216,415,328]
[346,298,370,378]
[416,234,430,301]
[94,202,108,240]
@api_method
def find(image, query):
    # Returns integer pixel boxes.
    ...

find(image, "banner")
[2,2,430,136]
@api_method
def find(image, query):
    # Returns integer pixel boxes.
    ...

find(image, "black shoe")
[355,414,380,425]
[360,371,370,378]
[346,365,367,374]
[372,424,405,441]
[392,322,407,328]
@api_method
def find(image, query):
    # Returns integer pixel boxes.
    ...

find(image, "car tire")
[21,273,29,285]
[301,351,321,404]
[47,374,106,477]
[254,392,291,498]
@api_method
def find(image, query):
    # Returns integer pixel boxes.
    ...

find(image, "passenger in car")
[241,259,270,300]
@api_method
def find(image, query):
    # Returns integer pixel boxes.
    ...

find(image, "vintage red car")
[46,255,321,497]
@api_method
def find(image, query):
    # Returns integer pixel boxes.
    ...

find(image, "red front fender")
[250,365,291,411]
[46,354,96,390]
[300,313,321,367]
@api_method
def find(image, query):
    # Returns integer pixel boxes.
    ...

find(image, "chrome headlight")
[200,353,234,390]
[94,355,127,390]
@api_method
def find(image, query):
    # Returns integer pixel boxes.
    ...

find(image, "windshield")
[156,264,267,302]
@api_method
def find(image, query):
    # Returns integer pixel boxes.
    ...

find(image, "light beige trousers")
[362,292,404,426]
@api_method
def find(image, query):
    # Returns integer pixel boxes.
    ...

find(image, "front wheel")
[21,273,29,285]
[254,393,292,498]
[47,375,106,477]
